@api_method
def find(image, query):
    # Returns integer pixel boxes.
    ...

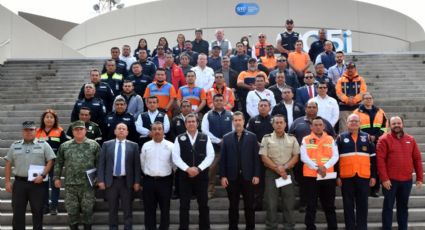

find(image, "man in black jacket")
[220,111,261,230]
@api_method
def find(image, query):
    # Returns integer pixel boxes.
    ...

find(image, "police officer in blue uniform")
[276,19,300,58]
[71,83,107,127]
[78,69,115,112]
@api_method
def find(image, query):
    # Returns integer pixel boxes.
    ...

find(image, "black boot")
[84,224,92,230]
[69,224,79,230]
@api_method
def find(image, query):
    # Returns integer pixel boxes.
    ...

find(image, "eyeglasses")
[304,76,314,79]
[277,60,287,62]
[258,36,265,38]
[318,86,328,89]
[363,97,373,100]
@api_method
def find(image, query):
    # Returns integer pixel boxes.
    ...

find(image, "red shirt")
[376,131,423,182]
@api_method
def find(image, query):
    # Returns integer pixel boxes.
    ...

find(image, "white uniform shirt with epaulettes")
[259,132,300,165]
[5,139,56,177]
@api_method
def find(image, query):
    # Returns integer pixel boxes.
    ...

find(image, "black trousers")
[253,165,265,210]
[341,176,369,230]
[106,177,133,230]
[304,177,337,230]
[12,178,44,230]
[294,161,307,207]
[143,175,173,230]
[178,174,210,230]
[226,175,255,230]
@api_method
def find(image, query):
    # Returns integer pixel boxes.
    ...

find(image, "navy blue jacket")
[220,130,261,181]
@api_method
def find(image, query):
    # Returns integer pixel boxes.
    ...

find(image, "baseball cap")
[71,120,86,129]
[22,121,36,130]
[346,62,356,68]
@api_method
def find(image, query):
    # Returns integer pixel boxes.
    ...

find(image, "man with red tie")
[295,71,317,108]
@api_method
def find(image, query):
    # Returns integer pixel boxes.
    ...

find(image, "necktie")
[115,141,122,176]
[308,86,313,98]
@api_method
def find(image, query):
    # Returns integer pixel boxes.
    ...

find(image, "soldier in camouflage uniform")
[54,120,100,230]
[66,107,103,144]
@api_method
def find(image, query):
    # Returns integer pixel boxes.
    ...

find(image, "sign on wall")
[235,3,260,16]
[302,29,352,53]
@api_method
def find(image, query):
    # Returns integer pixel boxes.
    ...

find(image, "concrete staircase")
[1,55,425,229]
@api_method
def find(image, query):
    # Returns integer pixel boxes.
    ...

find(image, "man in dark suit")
[296,72,317,107]
[220,111,261,230]
[272,86,305,132]
[268,72,290,103]
[97,123,141,230]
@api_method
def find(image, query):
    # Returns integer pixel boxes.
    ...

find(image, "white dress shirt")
[172,131,215,172]
[113,139,126,176]
[141,139,174,177]
[246,89,276,118]
[201,110,234,144]
[300,137,339,170]
[284,101,294,128]
[191,66,215,91]
[314,95,339,127]
[120,55,137,71]
[135,110,170,137]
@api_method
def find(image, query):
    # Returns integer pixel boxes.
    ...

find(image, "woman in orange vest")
[35,109,68,215]
[336,113,376,230]
[300,116,339,230]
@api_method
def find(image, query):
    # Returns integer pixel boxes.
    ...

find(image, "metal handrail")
[0,39,10,47]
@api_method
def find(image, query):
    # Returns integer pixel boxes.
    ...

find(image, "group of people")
[4,18,424,230]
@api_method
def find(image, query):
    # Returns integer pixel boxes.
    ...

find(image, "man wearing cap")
[276,19,300,58]
[207,45,222,71]
[237,58,268,118]
[103,95,139,143]
[54,120,101,230]
[210,29,232,57]
[192,29,209,55]
[4,121,56,230]
[336,62,367,132]
[66,107,103,144]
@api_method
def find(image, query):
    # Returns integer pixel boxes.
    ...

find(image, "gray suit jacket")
[97,139,141,188]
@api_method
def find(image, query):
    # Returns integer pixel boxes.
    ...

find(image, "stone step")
[1,208,425,225]
[0,94,79,99]
[387,112,425,120]
[3,222,425,230]
[0,110,71,117]
[0,104,74,111]
[0,98,77,104]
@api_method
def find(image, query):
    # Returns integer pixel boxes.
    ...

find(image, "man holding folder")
[260,114,299,230]
[300,116,339,230]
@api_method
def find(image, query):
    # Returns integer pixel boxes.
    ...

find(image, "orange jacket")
[336,70,367,105]
[206,83,235,111]
[302,132,335,177]
[254,42,271,58]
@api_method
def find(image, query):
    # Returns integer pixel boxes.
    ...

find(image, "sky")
[0,0,424,31]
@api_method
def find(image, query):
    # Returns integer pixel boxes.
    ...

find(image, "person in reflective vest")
[300,116,339,230]
[336,113,376,230]
[352,92,387,197]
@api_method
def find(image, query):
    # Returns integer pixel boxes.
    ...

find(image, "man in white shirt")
[172,113,214,230]
[314,82,339,127]
[191,53,215,91]
[120,45,137,71]
[246,75,276,118]
[135,96,170,146]
[140,121,174,230]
